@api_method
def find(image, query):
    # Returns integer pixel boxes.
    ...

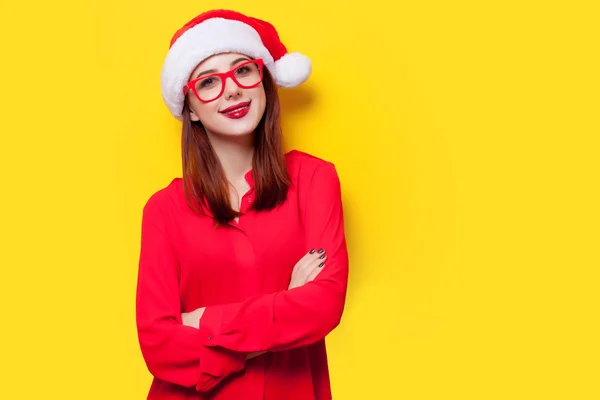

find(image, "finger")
[297,249,317,267]
[295,248,326,270]
[308,252,327,274]
[306,248,325,260]
[302,249,326,271]
[306,256,327,282]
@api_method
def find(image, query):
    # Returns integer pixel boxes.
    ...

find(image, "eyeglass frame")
[183,58,265,103]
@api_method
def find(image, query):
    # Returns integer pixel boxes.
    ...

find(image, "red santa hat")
[160,9,312,120]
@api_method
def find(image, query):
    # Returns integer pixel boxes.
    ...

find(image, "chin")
[216,128,256,138]
[215,119,259,137]
[214,111,263,137]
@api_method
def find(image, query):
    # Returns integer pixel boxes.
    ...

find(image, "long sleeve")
[135,194,246,393]
[200,162,349,353]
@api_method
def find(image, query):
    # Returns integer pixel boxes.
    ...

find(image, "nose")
[223,76,242,100]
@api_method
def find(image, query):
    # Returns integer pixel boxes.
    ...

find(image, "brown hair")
[181,67,291,226]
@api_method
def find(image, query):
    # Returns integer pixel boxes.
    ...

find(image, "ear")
[189,108,200,122]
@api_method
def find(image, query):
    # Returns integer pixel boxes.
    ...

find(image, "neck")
[207,131,255,183]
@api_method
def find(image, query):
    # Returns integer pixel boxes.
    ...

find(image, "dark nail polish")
[318,262,324,268]
[310,249,316,254]
[319,254,326,259]
[318,248,324,254]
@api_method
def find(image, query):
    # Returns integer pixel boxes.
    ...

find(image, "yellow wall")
[1,1,599,399]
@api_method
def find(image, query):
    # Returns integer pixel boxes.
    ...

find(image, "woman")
[136,9,349,400]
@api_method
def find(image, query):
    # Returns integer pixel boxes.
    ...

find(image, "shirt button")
[207,335,211,341]
[247,198,252,203]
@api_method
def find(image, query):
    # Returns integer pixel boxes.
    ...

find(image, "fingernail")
[318,248,324,254]
[310,249,316,254]
[319,262,324,268]
[319,254,326,259]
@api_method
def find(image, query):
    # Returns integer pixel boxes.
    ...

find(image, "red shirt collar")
[177,169,255,220]
[244,169,255,189]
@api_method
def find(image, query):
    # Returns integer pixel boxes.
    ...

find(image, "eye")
[198,77,217,88]
[235,65,251,75]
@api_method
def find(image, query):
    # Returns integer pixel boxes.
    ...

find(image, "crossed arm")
[135,163,348,393]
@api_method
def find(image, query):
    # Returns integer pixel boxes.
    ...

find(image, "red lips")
[219,101,251,114]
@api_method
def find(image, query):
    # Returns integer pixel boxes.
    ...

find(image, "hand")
[181,307,205,329]
[288,248,327,290]
[183,309,267,360]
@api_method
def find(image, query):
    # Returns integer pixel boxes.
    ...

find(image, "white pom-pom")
[274,52,312,87]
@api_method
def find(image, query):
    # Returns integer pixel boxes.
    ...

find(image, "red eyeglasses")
[183,59,264,103]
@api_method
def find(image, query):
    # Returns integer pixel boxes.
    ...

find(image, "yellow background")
[1,0,598,399]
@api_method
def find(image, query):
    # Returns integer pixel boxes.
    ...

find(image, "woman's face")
[186,52,267,138]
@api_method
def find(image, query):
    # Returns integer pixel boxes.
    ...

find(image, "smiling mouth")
[219,101,251,114]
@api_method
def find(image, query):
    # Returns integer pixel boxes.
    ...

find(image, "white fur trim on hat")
[160,18,275,120]
[274,52,312,88]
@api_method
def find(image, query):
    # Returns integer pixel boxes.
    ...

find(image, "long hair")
[181,67,291,226]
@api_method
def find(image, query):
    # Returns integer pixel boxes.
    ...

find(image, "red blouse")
[136,150,349,399]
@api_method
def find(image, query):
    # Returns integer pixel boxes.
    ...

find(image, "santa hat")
[160,9,312,120]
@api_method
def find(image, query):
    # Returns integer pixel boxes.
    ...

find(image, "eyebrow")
[193,57,251,79]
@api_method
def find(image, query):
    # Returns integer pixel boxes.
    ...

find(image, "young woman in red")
[136,9,349,400]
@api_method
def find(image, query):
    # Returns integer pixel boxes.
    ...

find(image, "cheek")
[251,88,267,115]
[193,102,219,121]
